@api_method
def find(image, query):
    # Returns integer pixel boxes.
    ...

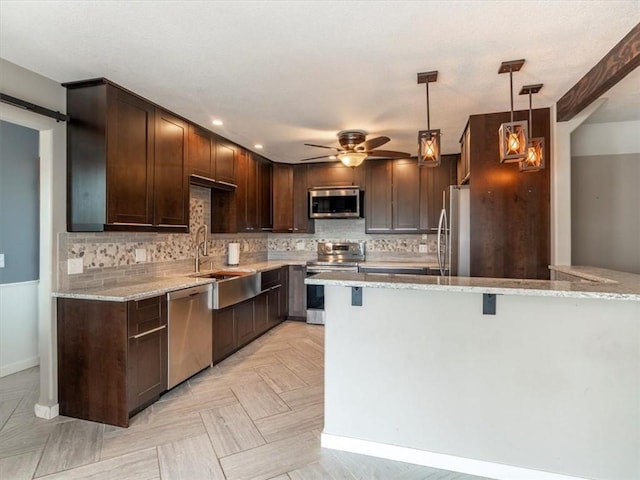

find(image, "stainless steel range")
[306,242,365,324]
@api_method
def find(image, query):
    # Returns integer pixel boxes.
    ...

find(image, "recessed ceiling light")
[212,119,223,126]
[254,144,263,149]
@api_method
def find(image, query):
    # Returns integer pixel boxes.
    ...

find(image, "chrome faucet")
[194,224,208,273]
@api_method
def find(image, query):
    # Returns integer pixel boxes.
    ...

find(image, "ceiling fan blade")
[367,149,412,158]
[304,143,338,150]
[300,154,334,161]
[358,136,390,151]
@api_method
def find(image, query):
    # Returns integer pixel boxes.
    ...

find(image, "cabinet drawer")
[128,296,167,337]
[260,268,282,290]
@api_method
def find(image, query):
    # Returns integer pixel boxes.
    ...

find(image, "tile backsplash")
[59,186,438,289]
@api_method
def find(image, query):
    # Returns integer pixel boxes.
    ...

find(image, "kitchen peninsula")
[307,267,640,480]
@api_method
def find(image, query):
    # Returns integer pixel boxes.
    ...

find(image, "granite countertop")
[305,265,640,301]
[53,260,303,302]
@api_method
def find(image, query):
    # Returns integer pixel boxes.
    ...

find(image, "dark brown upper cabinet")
[419,154,458,232]
[65,79,188,232]
[306,162,365,188]
[272,164,314,233]
[187,124,237,188]
[365,158,420,233]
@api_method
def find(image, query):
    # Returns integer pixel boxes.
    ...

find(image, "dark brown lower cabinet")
[212,307,236,364]
[212,266,288,365]
[57,295,167,427]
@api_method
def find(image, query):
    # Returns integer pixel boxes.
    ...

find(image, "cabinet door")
[266,287,280,328]
[288,265,307,319]
[254,293,269,336]
[272,164,294,232]
[258,158,273,231]
[127,296,168,414]
[419,154,458,232]
[235,298,255,347]
[392,159,420,231]
[292,165,314,233]
[154,109,189,228]
[365,160,393,233]
[212,307,235,363]
[243,152,259,231]
[215,140,237,186]
[106,87,155,226]
[307,163,357,188]
[187,124,213,178]
[278,266,289,319]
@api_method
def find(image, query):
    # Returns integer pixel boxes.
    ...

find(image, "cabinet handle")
[131,324,166,340]
[112,222,153,226]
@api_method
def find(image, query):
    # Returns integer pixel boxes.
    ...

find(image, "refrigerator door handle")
[437,208,447,276]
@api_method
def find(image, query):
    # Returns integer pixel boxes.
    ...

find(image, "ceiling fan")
[300,130,411,167]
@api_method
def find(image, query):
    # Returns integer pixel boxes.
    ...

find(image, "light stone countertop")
[53,260,304,302]
[306,265,640,301]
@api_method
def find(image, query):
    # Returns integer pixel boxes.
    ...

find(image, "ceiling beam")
[556,23,640,122]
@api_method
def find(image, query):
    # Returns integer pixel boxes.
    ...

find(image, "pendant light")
[519,84,545,172]
[417,71,441,167]
[498,59,528,163]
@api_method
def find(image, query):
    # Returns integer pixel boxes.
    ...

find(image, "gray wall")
[571,153,640,274]
[0,120,39,283]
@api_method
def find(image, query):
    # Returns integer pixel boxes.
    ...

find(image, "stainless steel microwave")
[309,187,363,219]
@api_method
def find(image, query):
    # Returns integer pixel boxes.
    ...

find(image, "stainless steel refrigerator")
[437,185,470,276]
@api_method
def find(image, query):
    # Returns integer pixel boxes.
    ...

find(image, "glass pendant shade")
[338,151,367,168]
[498,120,528,163]
[519,137,545,172]
[418,129,441,166]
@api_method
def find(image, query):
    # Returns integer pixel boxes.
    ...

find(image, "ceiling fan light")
[337,151,367,168]
[519,137,545,172]
[498,120,528,163]
[418,129,441,167]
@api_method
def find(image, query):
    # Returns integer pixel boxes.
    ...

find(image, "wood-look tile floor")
[0,321,489,480]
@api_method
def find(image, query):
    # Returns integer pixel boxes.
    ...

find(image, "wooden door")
[212,307,235,363]
[292,165,314,233]
[106,87,155,226]
[187,124,213,178]
[365,160,393,233]
[307,162,357,188]
[254,293,269,335]
[215,140,237,186]
[419,154,458,232]
[272,164,294,232]
[127,296,167,414]
[154,109,188,228]
[258,158,273,230]
[288,265,307,319]
[392,158,420,232]
[243,152,259,231]
[235,298,255,346]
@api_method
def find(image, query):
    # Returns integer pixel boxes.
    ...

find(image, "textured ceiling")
[1,0,638,163]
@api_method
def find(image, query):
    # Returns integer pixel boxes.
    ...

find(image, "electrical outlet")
[135,248,146,263]
[295,241,305,251]
[0,253,5,268]
[421,234,428,240]
[419,244,428,253]
[67,258,83,275]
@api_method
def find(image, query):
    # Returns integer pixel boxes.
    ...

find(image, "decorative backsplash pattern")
[60,187,438,289]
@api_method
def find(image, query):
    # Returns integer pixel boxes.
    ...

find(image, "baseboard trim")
[35,402,59,420]
[320,433,589,480]
[0,356,39,378]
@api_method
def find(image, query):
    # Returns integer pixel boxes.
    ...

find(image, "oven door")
[306,270,325,325]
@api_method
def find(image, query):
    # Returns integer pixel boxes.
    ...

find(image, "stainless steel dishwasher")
[167,284,212,389]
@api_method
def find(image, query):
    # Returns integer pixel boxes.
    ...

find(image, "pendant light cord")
[528,90,533,134]
[425,82,431,130]
[509,67,514,123]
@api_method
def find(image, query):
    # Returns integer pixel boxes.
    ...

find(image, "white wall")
[570,120,640,274]
[0,58,66,417]
[0,282,39,376]
[323,285,639,480]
